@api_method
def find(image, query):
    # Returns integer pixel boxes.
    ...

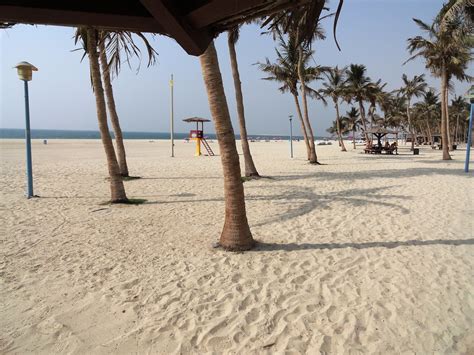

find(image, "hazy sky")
[1,0,472,137]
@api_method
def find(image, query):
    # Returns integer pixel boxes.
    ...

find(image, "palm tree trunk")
[335,101,346,151]
[440,68,451,160]
[297,47,318,164]
[358,100,369,141]
[199,41,254,251]
[454,114,460,145]
[369,103,376,129]
[353,128,356,149]
[86,28,128,202]
[406,100,415,151]
[98,39,130,177]
[292,93,311,159]
[227,34,259,177]
[426,113,433,145]
[445,88,453,150]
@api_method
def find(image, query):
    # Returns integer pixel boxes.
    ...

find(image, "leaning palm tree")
[321,66,348,151]
[97,30,157,177]
[75,28,157,177]
[398,74,427,150]
[406,10,472,159]
[289,24,326,164]
[197,1,340,250]
[227,26,260,177]
[257,32,313,160]
[345,64,372,141]
[342,107,361,149]
[78,28,128,202]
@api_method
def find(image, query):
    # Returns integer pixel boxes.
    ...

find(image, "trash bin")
[413,148,420,155]
[452,144,457,150]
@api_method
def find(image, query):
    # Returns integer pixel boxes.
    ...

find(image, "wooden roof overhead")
[0,0,317,56]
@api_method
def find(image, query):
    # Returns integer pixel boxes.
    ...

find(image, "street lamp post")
[14,62,38,198]
[289,115,293,158]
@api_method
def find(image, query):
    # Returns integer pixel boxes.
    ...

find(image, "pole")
[170,74,174,157]
[289,115,293,158]
[465,102,473,172]
[23,80,34,198]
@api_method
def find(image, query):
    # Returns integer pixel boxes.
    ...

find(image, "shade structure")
[366,126,398,148]
[366,126,398,135]
[182,117,211,123]
[0,0,321,56]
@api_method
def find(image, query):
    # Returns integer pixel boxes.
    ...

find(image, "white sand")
[1,138,473,354]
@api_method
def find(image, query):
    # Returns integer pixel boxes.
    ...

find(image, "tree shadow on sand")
[275,166,470,183]
[252,238,474,252]
[245,184,411,227]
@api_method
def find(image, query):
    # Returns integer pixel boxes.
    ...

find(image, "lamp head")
[14,61,38,81]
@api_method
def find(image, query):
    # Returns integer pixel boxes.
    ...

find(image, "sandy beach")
[1,138,473,354]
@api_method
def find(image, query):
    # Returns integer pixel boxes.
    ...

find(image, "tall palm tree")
[197,1,342,251]
[227,26,259,177]
[366,79,387,128]
[406,11,472,159]
[398,74,427,150]
[199,41,254,251]
[294,23,327,164]
[321,66,348,151]
[82,28,128,202]
[76,28,157,177]
[450,94,470,144]
[257,33,313,160]
[342,107,360,149]
[98,31,157,177]
[345,64,372,141]
[414,89,439,145]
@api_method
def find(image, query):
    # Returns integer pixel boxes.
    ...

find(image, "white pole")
[170,74,174,157]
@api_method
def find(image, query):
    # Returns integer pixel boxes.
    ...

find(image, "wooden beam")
[187,0,265,29]
[0,5,163,33]
[139,0,212,56]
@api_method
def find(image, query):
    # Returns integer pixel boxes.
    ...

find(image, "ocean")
[0,128,317,141]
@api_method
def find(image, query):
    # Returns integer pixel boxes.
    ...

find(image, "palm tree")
[197,2,342,251]
[406,11,472,159]
[82,28,128,202]
[199,41,254,251]
[366,79,387,128]
[294,24,327,164]
[398,74,427,150]
[257,33,312,160]
[227,26,259,177]
[342,107,361,149]
[436,0,474,29]
[414,89,439,145]
[98,31,157,177]
[76,28,157,177]
[321,66,348,151]
[345,64,372,141]
[450,95,470,144]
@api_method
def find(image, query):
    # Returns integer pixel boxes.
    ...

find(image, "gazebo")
[366,126,398,148]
